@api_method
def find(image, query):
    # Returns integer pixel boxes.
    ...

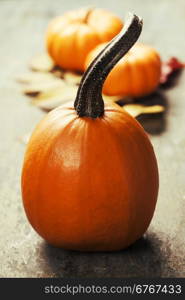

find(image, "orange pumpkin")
[22,14,158,251]
[85,42,161,97]
[46,7,123,71]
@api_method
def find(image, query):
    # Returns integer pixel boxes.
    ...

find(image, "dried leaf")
[22,78,65,97]
[16,72,57,84]
[33,97,69,111]
[123,104,165,117]
[18,52,168,118]
[29,53,55,72]
[52,68,65,78]
[32,85,78,111]
[63,71,82,85]
[103,94,123,103]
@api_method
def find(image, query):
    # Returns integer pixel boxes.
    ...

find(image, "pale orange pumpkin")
[22,14,158,251]
[85,42,161,97]
[46,7,123,71]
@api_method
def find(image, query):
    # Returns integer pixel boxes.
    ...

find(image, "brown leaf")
[51,68,65,78]
[160,57,185,84]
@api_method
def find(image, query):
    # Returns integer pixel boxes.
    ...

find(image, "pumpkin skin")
[46,8,123,71]
[85,43,161,97]
[21,102,158,251]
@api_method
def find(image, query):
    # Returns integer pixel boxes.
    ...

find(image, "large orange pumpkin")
[22,14,159,251]
[46,7,123,71]
[85,42,161,97]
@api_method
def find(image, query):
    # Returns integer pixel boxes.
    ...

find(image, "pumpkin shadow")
[118,91,168,135]
[135,91,168,135]
[41,230,175,278]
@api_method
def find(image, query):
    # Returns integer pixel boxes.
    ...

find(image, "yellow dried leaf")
[64,71,82,85]
[22,78,65,97]
[123,104,165,117]
[103,94,123,103]
[16,72,57,84]
[32,85,78,111]
[29,53,55,72]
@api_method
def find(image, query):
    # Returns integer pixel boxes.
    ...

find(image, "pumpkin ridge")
[134,58,148,95]
[99,114,144,246]
[56,24,80,69]
[47,20,71,58]
[149,54,161,89]
[75,24,101,71]
[140,57,150,95]
[86,9,123,42]
[102,111,158,245]
[76,119,130,248]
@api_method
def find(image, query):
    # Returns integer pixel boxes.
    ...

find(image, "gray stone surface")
[0,0,185,277]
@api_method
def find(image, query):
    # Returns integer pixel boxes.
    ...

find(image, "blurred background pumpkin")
[85,42,161,97]
[46,7,123,71]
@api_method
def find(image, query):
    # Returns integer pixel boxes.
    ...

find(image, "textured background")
[0,0,185,277]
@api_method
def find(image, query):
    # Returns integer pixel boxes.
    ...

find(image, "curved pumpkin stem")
[74,13,143,118]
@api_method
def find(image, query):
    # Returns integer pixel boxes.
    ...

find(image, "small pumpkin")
[22,14,158,251]
[85,42,161,97]
[46,7,123,71]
